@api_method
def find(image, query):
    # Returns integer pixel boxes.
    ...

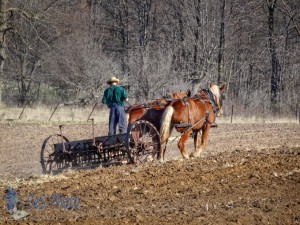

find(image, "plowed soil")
[0,123,299,224]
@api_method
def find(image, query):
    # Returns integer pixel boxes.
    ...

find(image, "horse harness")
[129,97,173,120]
[173,89,219,135]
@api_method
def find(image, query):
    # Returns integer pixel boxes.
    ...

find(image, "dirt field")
[0,122,299,224]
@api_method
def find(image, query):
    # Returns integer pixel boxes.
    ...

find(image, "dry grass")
[0,105,298,124]
[0,172,74,189]
[218,115,299,124]
[0,105,109,124]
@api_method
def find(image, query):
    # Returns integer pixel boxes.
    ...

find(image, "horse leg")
[159,140,168,162]
[163,140,168,161]
[198,124,212,153]
[190,131,202,158]
[178,130,192,159]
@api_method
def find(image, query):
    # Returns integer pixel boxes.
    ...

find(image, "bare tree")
[217,0,226,83]
[262,0,281,112]
[0,0,67,104]
[128,45,174,101]
[1,0,298,115]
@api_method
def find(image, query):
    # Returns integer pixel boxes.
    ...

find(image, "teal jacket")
[102,85,128,108]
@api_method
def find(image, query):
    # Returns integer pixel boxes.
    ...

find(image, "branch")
[281,0,300,37]
[35,0,67,18]
[41,0,60,13]
[14,29,39,58]
[5,8,35,20]
[31,24,51,49]
[6,6,57,50]
[1,27,14,35]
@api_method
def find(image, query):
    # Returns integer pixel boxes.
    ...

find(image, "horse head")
[209,84,226,117]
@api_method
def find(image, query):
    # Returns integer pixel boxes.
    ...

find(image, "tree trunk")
[0,0,7,102]
[217,0,226,84]
[267,0,281,112]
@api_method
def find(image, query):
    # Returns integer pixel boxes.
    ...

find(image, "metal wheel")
[126,120,161,164]
[40,134,69,174]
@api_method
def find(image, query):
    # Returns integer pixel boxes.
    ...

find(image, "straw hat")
[106,76,120,84]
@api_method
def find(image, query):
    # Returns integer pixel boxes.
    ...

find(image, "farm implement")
[40,119,161,174]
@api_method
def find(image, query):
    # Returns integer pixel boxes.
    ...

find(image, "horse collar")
[202,89,219,114]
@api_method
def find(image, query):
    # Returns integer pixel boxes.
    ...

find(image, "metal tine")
[89,118,96,146]
[59,125,66,152]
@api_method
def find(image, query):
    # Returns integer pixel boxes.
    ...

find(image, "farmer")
[102,76,129,135]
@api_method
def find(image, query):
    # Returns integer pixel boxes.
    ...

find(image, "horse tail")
[160,106,174,144]
[126,112,130,125]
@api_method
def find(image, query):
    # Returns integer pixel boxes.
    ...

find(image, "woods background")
[0,0,299,118]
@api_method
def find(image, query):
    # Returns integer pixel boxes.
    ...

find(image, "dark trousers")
[108,104,127,135]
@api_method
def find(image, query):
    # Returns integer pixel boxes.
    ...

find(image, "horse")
[125,90,191,161]
[126,90,191,130]
[159,84,225,160]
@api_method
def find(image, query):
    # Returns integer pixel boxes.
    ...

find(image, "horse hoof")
[182,155,190,160]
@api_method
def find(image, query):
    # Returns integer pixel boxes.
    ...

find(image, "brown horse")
[126,90,191,161]
[160,84,225,160]
[126,90,191,130]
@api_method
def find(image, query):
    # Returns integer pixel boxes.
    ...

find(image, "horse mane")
[195,89,214,101]
[209,84,221,97]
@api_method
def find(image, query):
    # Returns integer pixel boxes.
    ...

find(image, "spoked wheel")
[40,134,69,174]
[126,120,161,164]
